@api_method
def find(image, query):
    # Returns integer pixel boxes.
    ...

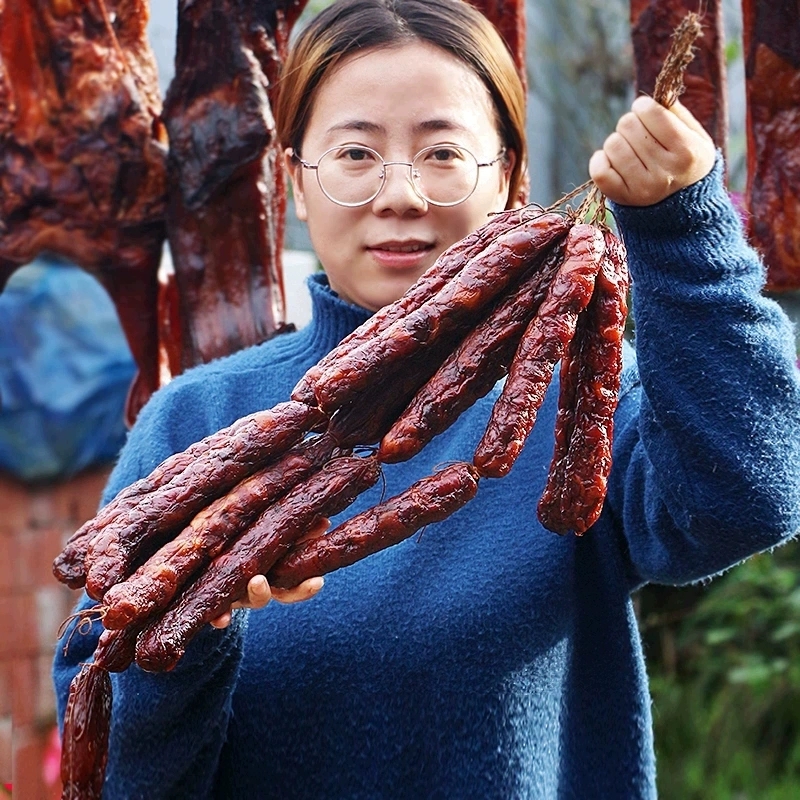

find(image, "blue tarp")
[0,257,136,482]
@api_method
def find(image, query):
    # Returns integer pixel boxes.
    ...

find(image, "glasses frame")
[293,143,506,208]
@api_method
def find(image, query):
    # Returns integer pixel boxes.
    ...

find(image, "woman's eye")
[427,147,462,164]
[340,147,374,162]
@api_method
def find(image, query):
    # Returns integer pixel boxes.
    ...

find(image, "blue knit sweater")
[54,159,800,799]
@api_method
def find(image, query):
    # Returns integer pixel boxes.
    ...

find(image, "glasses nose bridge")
[379,158,419,182]
[377,158,424,208]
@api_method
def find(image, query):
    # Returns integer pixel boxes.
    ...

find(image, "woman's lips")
[367,242,434,269]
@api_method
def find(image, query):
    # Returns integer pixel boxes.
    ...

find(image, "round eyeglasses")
[293,144,506,208]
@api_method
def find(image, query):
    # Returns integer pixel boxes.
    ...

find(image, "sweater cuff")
[609,151,729,235]
[164,607,248,672]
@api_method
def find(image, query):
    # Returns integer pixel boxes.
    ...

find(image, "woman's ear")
[284,148,308,221]
[498,148,518,209]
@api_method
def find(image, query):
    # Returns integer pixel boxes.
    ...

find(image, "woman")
[54,1,800,797]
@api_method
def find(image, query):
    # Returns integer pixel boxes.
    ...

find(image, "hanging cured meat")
[0,0,168,422]
[469,0,528,204]
[741,0,800,292]
[161,0,307,375]
[471,0,527,91]
[0,0,309,424]
[630,0,728,153]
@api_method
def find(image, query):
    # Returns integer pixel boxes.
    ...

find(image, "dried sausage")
[473,223,605,478]
[101,434,339,630]
[135,454,381,672]
[268,462,480,588]
[60,664,111,800]
[538,231,628,533]
[291,205,544,404]
[81,401,327,600]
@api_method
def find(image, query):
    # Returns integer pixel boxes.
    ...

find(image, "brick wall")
[0,467,110,800]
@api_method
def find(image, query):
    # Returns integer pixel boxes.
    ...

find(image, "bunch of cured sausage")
[54,198,629,797]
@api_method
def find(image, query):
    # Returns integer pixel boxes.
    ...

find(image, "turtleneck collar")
[299,272,374,356]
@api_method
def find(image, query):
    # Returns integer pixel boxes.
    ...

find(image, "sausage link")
[60,664,112,800]
[268,462,480,588]
[93,625,141,674]
[314,213,572,413]
[473,224,606,478]
[134,454,382,672]
[101,434,339,630]
[82,401,327,600]
[538,231,629,534]
[329,320,478,449]
[379,239,567,463]
[52,527,97,590]
[535,297,584,534]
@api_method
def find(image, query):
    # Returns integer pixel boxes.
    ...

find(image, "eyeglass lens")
[315,145,482,206]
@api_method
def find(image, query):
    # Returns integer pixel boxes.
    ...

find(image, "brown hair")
[275,0,527,208]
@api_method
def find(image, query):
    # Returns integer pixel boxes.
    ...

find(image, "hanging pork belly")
[472,0,528,91]
[161,0,307,377]
[741,0,800,292]
[0,0,168,423]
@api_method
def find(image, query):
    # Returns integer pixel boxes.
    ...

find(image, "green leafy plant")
[638,539,800,798]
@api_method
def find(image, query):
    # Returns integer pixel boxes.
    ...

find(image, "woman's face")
[286,41,515,312]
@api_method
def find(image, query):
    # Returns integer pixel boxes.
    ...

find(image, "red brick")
[0,534,15,593]
[15,528,66,590]
[0,663,10,719]
[13,725,47,800]
[0,477,31,533]
[11,659,36,729]
[0,716,10,787]
[27,491,56,531]
[51,469,109,527]
[0,593,37,661]
[36,655,57,727]
[35,587,74,654]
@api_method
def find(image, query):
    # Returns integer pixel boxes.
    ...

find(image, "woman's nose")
[370,162,428,214]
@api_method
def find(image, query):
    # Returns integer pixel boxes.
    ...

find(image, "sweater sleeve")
[52,383,248,800]
[606,154,800,589]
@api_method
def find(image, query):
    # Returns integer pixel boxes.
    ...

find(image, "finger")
[271,576,325,604]
[210,610,232,629]
[228,573,274,611]
[631,96,713,155]
[665,99,716,143]
[615,110,668,163]
[245,573,272,609]
[630,96,686,149]
[603,131,647,187]
[589,149,627,200]
[210,573,273,628]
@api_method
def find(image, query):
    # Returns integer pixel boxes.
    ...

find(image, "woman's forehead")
[305,42,497,144]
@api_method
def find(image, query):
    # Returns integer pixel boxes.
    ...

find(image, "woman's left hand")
[588,96,716,207]
[209,517,329,629]
[209,575,325,629]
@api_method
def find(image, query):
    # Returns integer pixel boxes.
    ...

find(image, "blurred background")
[2,0,798,797]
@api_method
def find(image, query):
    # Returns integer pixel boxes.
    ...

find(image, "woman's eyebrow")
[326,120,386,135]
[324,119,468,136]
[414,118,468,134]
